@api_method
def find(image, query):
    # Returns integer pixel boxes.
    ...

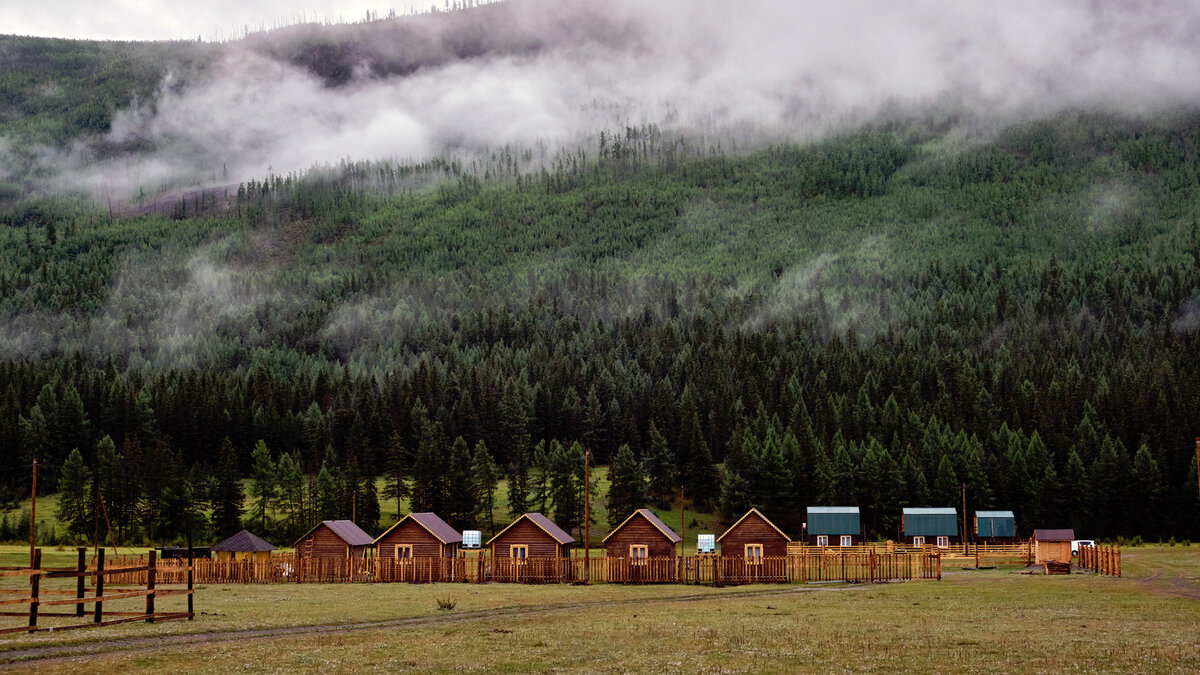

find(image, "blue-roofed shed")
[902,507,959,547]
[975,510,1016,542]
[805,506,861,546]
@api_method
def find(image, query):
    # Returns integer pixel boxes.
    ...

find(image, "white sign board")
[697,534,716,554]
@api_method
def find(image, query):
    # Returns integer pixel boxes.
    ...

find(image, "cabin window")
[840,535,852,547]
[937,536,949,548]
[912,536,925,547]
[745,544,764,563]
[395,544,413,560]
[630,545,648,564]
[816,535,829,547]
[511,545,528,561]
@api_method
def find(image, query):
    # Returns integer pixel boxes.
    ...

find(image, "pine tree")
[606,443,648,527]
[645,422,676,508]
[210,437,244,537]
[506,440,530,519]
[446,436,478,528]
[316,464,338,520]
[472,440,499,536]
[382,431,409,517]
[249,440,277,533]
[56,448,92,539]
[549,441,582,532]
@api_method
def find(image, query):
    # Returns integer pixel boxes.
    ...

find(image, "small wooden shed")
[603,508,681,560]
[488,513,576,559]
[975,510,1017,544]
[374,512,463,559]
[293,520,374,559]
[718,508,790,559]
[212,529,277,563]
[1033,528,1074,564]
[902,507,959,547]
[806,506,861,546]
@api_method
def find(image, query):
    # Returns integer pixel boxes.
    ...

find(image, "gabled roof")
[213,529,277,553]
[602,509,682,544]
[486,513,576,546]
[976,510,1015,519]
[373,512,463,545]
[806,506,860,535]
[716,508,790,542]
[293,520,374,548]
[1033,528,1075,541]
[807,506,860,515]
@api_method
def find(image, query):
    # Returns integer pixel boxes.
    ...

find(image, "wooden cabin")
[603,509,681,560]
[902,507,959,547]
[1033,528,1074,564]
[488,513,575,559]
[805,506,861,546]
[293,520,374,559]
[975,510,1017,544]
[717,508,790,559]
[374,512,463,559]
[212,529,276,563]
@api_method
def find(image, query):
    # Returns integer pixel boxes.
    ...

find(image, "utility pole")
[30,458,37,567]
[583,448,591,580]
[680,485,686,557]
[961,483,968,545]
[1195,438,1199,502]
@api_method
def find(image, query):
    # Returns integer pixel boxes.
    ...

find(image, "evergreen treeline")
[2,112,1200,544]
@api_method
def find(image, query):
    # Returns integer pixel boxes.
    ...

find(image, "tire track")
[0,584,864,666]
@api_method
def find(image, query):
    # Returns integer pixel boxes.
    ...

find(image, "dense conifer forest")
[1,7,1199,547]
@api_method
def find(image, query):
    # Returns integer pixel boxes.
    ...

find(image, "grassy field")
[0,545,1195,672]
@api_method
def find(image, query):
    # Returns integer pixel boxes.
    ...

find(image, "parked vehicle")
[1071,539,1096,556]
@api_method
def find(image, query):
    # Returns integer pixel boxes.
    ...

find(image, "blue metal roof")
[975,511,1016,538]
[806,507,860,535]
[903,508,958,536]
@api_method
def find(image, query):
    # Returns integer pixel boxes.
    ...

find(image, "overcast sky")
[0,1,431,41]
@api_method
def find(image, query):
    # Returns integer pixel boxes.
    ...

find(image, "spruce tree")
[382,431,409,518]
[606,443,647,527]
[645,422,676,508]
[56,448,92,539]
[249,440,277,533]
[210,437,244,537]
[472,440,499,536]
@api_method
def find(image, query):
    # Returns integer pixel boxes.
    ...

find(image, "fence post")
[28,548,41,631]
[76,547,86,618]
[187,537,195,620]
[146,550,157,622]
[94,548,105,623]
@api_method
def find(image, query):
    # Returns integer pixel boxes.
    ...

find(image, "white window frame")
[745,544,764,563]
[816,535,829,547]
[840,535,853,547]
[936,536,949,548]
[394,544,413,560]
[912,536,925,547]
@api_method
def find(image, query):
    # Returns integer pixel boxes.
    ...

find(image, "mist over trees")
[0,110,1198,545]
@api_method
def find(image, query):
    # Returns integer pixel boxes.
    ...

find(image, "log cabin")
[717,508,790,559]
[975,510,1017,544]
[374,512,463,559]
[603,508,681,560]
[901,507,959,548]
[487,513,575,559]
[212,529,277,563]
[805,506,861,547]
[293,520,374,559]
[1033,528,1074,564]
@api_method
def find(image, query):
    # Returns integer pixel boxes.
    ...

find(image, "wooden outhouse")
[902,507,959,547]
[293,520,374,559]
[717,508,790,559]
[603,508,681,560]
[805,506,861,547]
[1033,528,1074,564]
[374,512,462,559]
[488,513,576,559]
[975,510,1017,544]
[212,529,276,563]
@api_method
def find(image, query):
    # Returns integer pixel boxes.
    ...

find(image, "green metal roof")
[976,511,1016,538]
[902,508,958,536]
[806,507,859,535]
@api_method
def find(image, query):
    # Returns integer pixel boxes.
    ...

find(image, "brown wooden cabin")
[717,508,790,559]
[212,529,277,563]
[487,513,575,559]
[374,512,463,559]
[1033,528,1074,564]
[293,520,374,559]
[603,508,681,560]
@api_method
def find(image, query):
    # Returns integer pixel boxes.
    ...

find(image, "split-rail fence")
[0,548,194,635]
[1075,544,1121,577]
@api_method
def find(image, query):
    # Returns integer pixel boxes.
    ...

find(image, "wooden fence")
[0,548,194,635]
[1075,544,1121,577]
[787,542,1031,559]
[104,551,941,586]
